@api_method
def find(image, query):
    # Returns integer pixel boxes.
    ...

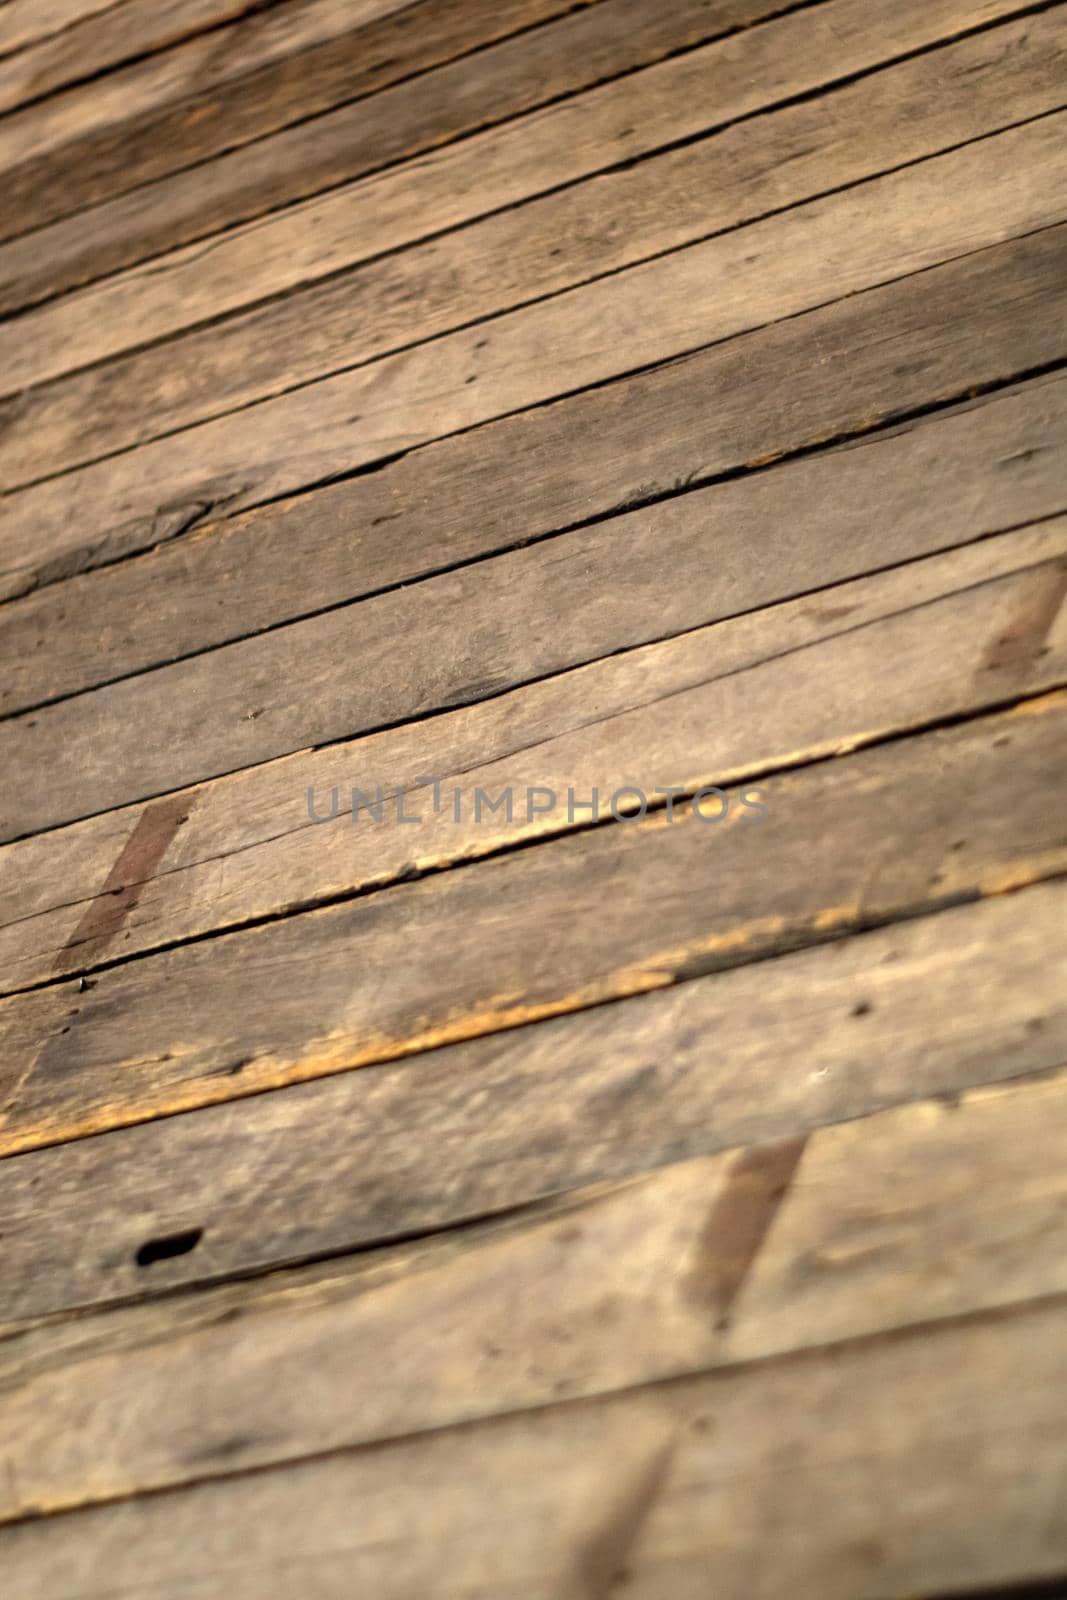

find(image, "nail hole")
[136,1228,203,1268]
[851,1000,873,1018]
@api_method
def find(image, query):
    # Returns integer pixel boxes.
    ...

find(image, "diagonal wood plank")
[3,221,1063,698]
[2,1296,1066,1597]
[1,0,1048,324]
[0,0,816,314]
[1,449,1065,985]
[0,507,1062,991]
[3,114,1064,580]
[2,0,1055,396]
[3,376,1065,840]
[0,0,276,114]
[1,878,1062,1321]
[0,0,121,58]
[0,0,782,244]
[0,1069,1066,1522]
[0,695,1064,1154]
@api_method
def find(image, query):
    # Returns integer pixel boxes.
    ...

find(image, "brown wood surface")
[0,1068,1065,1523]
[3,222,1063,705]
[0,0,276,114]
[2,113,1064,606]
[0,0,1041,319]
[9,5,1066,479]
[3,0,1054,397]
[3,1296,1066,1598]
[0,695,1064,1155]
[0,0,782,245]
[0,0,1063,1584]
[0,0,121,57]
[1,878,1062,1323]
[0,417,1064,989]
[1,508,1063,992]
[3,376,1065,841]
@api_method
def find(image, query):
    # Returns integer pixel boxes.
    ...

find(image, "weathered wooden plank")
[0,0,814,319]
[3,113,1063,582]
[0,0,407,189]
[1,877,1062,1320]
[2,0,1043,323]
[0,695,1064,1154]
[3,1296,1066,1598]
[0,0,779,246]
[1,1068,1066,1523]
[3,377,1065,841]
[0,0,271,114]
[4,222,1063,701]
[0,0,119,58]
[2,0,1053,395]
[2,504,1063,989]
[1,497,1064,991]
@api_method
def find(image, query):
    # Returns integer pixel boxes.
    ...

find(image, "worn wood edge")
[0,1064,1066,1524]
[1,874,1063,1324]
[1,509,1065,994]
[2,368,1065,841]
[0,692,1064,1157]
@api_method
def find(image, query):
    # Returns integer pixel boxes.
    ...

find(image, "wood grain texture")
[2,0,1053,395]
[1,2,1043,323]
[3,112,1064,587]
[2,877,1062,1321]
[0,0,777,245]
[2,1297,1066,1597]
[3,376,1065,841]
[0,438,1064,987]
[1,1069,1066,1522]
[1,507,1063,991]
[4,220,1063,701]
[0,0,273,114]
[0,0,120,58]
[0,695,1064,1154]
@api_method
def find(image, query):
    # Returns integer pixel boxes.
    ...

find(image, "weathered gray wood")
[0,695,1063,1154]
[3,377,1065,841]
[3,223,1063,704]
[3,113,1063,587]
[1,1068,1066,1523]
[1,877,1062,1321]
[3,1296,1066,1597]
[2,0,1052,396]
[0,0,271,114]
[0,1,807,320]
[0,0,780,246]
[1,500,1064,993]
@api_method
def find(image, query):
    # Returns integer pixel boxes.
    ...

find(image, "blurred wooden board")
[3,1295,1066,1598]
[1,694,1064,1154]
[1,1068,1066,1523]
[0,0,1065,1589]
[2,223,1062,703]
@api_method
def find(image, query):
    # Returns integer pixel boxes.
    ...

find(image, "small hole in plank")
[135,1228,203,1268]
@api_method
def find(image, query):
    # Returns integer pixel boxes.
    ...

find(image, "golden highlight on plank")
[1,0,1065,1591]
